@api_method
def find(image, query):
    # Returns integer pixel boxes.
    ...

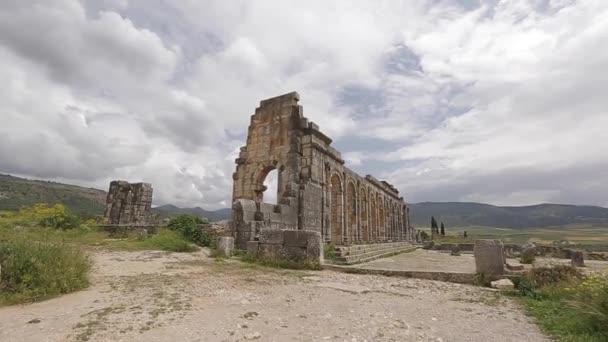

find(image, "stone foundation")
[247,229,323,264]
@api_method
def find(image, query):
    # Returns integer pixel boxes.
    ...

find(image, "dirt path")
[0,249,549,342]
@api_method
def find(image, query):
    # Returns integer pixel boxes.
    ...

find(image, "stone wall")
[231,92,411,249]
[246,228,323,263]
[103,180,154,225]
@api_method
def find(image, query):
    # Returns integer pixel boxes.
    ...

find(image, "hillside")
[152,204,231,222]
[409,202,608,228]
[0,174,106,217]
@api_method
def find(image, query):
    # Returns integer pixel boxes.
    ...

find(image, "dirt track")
[0,249,548,342]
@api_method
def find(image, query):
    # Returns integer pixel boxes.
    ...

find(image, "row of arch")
[328,172,407,244]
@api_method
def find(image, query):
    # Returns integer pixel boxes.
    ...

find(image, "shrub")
[240,253,321,270]
[140,229,198,253]
[324,242,336,261]
[568,272,608,331]
[166,214,211,246]
[518,265,582,297]
[0,237,90,305]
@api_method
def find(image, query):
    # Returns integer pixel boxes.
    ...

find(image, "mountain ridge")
[2,173,607,227]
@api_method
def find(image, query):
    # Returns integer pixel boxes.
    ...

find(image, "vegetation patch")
[515,266,608,341]
[239,252,321,270]
[0,237,90,305]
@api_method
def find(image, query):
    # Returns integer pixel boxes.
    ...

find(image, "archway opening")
[346,182,357,244]
[360,190,368,242]
[370,197,377,241]
[261,168,279,204]
[330,174,344,244]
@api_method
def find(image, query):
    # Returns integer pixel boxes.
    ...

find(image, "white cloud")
[0,0,607,210]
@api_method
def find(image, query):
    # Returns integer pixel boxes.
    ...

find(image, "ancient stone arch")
[359,186,369,242]
[231,92,411,248]
[330,172,344,244]
[346,179,357,244]
[370,193,377,241]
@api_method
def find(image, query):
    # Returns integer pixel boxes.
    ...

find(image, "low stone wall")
[99,224,159,237]
[246,228,323,263]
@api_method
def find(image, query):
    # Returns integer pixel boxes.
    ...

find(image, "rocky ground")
[0,249,549,342]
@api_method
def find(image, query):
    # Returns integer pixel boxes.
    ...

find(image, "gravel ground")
[0,249,549,342]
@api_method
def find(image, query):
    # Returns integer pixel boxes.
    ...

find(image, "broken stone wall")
[231,92,411,249]
[246,228,323,264]
[104,180,154,225]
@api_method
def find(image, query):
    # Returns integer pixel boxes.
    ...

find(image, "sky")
[1,0,607,209]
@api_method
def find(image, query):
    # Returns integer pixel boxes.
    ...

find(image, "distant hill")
[3,174,607,227]
[152,204,231,222]
[0,174,231,221]
[0,174,106,217]
[409,202,608,229]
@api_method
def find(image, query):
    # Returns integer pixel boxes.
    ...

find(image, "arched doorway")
[360,188,368,242]
[346,181,357,244]
[378,198,385,241]
[330,174,344,244]
[370,195,377,241]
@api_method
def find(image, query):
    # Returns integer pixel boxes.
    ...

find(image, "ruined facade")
[103,180,154,225]
[231,92,412,249]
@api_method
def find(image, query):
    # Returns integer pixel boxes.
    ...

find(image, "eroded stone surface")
[474,240,505,276]
[104,180,154,225]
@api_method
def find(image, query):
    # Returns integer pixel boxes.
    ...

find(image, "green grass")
[0,205,200,306]
[239,252,321,270]
[520,288,608,342]
[420,225,608,251]
[0,237,90,306]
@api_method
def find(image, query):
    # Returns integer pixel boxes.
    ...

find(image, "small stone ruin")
[103,180,156,228]
[474,239,505,276]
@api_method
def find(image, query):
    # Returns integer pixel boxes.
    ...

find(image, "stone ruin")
[103,180,155,225]
[231,92,413,258]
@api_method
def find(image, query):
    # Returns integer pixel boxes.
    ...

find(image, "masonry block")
[259,228,284,244]
[474,239,505,276]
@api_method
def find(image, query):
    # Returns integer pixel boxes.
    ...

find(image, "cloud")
[0,0,606,210]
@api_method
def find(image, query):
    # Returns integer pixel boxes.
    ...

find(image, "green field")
[420,224,608,251]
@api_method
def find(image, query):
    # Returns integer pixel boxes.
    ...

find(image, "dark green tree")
[431,216,438,234]
[440,222,445,236]
[464,231,468,238]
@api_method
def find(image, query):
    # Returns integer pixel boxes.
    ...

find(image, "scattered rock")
[242,311,259,319]
[491,279,514,290]
[571,250,585,267]
[315,282,371,294]
[27,319,41,324]
[244,331,261,340]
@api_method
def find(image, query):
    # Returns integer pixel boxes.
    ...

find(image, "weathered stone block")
[571,250,585,267]
[259,229,284,244]
[259,244,283,258]
[474,239,505,276]
[283,230,314,247]
[281,246,307,260]
[217,237,234,257]
[246,241,259,255]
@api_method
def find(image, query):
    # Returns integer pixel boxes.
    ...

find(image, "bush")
[568,272,608,331]
[518,265,582,297]
[1,204,81,230]
[166,214,211,246]
[240,253,321,270]
[324,242,336,261]
[0,238,90,305]
[141,229,198,253]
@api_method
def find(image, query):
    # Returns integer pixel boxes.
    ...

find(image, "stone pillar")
[571,250,585,267]
[217,237,235,257]
[474,239,505,276]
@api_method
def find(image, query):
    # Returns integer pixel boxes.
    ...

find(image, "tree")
[440,222,445,236]
[431,216,438,233]
[464,231,468,238]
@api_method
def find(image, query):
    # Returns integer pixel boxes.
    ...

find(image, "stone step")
[334,242,412,256]
[331,243,416,265]
[334,245,414,263]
